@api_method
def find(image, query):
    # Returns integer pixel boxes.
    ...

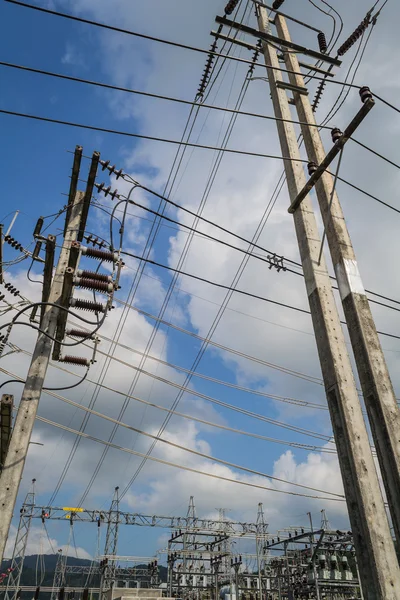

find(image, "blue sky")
[1,0,400,566]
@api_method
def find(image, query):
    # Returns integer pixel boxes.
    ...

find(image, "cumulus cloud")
[2,0,399,557]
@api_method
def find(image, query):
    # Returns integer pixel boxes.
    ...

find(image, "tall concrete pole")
[256,5,400,598]
[274,13,400,547]
[0,190,85,565]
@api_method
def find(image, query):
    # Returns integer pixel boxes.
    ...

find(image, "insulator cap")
[224,0,239,15]
[331,128,343,143]
[32,241,43,260]
[4,282,20,296]
[312,79,327,112]
[60,355,90,367]
[33,217,44,237]
[70,298,106,313]
[74,277,114,294]
[317,32,327,54]
[338,15,370,56]
[4,236,23,251]
[359,86,373,103]
[66,328,95,340]
[81,246,118,263]
[308,161,318,176]
[77,270,113,282]
[83,235,107,249]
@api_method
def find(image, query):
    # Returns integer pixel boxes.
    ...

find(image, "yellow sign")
[62,507,84,512]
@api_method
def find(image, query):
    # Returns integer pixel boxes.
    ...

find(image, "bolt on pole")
[255,5,400,598]
[274,12,400,550]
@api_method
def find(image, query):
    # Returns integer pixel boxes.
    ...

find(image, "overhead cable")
[0,366,340,494]
[4,0,388,94]
[0,61,335,131]
[121,250,400,340]
[33,413,346,501]
[0,109,312,163]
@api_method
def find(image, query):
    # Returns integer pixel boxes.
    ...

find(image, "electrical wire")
[350,137,400,171]
[0,359,330,444]
[4,0,399,109]
[117,82,287,501]
[32,413,345,501]
[46,50,214,506]
[2,0,357,89]
[0,302,108,346]
[1,369,342,493]
[0,109,312,164]
[77,52,259,505]
[119,186,400,302]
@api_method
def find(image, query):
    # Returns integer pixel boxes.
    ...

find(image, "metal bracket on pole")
[78,151,100,243]
[0,394,13,470]
[52,266,75,361]
[40,235,56,325]
[276,81,308,96]
[210,31,335,77]
[288,97,375,213]
[64,146,82,236]
[252,0,322,33]
[215,15,342,66]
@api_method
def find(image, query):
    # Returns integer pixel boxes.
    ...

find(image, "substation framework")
[0,492,361,600]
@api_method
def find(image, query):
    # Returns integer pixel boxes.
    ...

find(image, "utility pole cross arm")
[288,97,375,213]
[215,15,342,66]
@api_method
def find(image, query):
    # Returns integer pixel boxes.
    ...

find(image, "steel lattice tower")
[100,487,120,600]
[50,548,67,600]
[255,503,269,600]
[3,480,36,600]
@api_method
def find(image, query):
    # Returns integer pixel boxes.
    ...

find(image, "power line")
[0,61,334,131]
[48,15,254,505]
[350,137,400,171]
[117,76,287,499]
[117,186,400,311]
[337,175,400,215]
[73,24,257,506]
[0,109,310,163]
[0,366,341,495]
[33,413,346,502]
[121,249,400,341]
[2,0,363,91]
[0,366,336,461]
[5,0,400,113]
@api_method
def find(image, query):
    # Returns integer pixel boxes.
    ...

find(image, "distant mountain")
[1,555,167,594]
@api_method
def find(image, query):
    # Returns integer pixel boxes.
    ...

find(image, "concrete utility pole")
[255,5,400,598]
[0,189,85,565]
[274,13,400,549]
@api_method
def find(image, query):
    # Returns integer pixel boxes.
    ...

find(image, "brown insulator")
[337,14,370,56]
[75,277,114,293]
[60,355,90,367]
[77,270,112,282]
[331,127,343,143]
[224,0,239,15]
[317,32,327,54]
[32,241,42,260]
[308,161,318,176]
[33,217,44,237]
[83,235,106,248]
[66,328,95,340]
[81,246,118,262]
[70,298,106,313]
[359,86,373,103]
